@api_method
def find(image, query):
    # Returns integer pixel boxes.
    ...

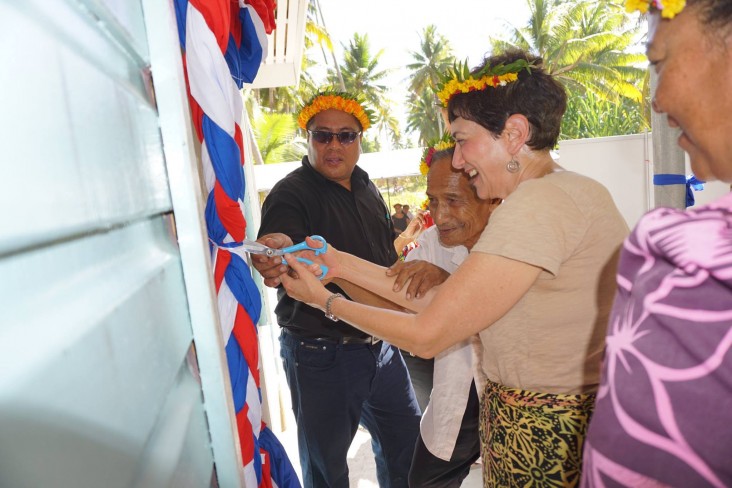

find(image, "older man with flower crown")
[252,90,420,488]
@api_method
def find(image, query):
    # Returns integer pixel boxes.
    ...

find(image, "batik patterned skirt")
[480,380,595,487]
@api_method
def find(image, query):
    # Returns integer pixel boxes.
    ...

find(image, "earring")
[506,158,520,173]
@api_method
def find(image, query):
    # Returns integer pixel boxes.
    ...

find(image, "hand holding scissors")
[241,235,329,280]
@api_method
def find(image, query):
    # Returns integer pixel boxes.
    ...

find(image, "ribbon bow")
[653,173,705,207]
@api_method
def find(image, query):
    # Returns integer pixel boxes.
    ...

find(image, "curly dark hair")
[446,49,567,150]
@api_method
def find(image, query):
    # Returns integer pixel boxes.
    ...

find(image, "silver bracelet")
[324,293,344,322]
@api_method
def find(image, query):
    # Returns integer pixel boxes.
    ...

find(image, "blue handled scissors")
[239,235,329,280]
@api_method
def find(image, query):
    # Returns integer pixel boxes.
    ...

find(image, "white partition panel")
[557,133,652,229]
[558,133,730,228]
[0,0,243,486]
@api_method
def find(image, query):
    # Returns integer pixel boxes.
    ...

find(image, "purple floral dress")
[582,192,732,488]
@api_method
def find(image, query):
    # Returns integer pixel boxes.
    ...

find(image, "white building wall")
[254,134,730,230]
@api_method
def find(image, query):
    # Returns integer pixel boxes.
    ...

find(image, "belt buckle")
[340,335,380,345]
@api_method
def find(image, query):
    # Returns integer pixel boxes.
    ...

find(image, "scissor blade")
[239,240,275,256]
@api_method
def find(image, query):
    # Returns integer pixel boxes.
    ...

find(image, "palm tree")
[404,25,456,145]
[250,105,307,164]
[328,33,400,150]
[406,25,455,95]
[405,89,445,146]
[312,0,344,91]
[491,0,648,137]
[561,89,649,139]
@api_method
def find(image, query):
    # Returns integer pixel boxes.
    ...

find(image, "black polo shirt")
[258,156,398,339]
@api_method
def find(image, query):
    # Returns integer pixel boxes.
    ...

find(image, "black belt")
[284,329,381,345]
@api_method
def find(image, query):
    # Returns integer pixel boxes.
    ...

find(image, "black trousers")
[408,381,481,487]
[402,353,434,413]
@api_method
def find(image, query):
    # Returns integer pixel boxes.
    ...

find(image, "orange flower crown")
[297,91,376,131]
[625,0,686,19]
[435,59,533,107]
[419,134,456,176]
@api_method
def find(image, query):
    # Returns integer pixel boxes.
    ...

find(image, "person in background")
[402,204,415,220]
[252,90,420,488]
[391,203,410,234]
[393,211,424,253]
[581,2,732,486]
[279,50,628,486]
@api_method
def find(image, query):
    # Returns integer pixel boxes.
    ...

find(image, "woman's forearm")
[332,278,406,312]
[337,252,436,312]
[323,294,432,356]
[283,250,542,359]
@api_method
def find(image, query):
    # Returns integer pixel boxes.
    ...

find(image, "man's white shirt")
[405,226,475,461]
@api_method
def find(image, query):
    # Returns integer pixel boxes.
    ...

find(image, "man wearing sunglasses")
[252,91,420,488]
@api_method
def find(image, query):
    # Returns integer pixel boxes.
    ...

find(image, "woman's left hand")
[280,253,332,309]
[289,236,344,283]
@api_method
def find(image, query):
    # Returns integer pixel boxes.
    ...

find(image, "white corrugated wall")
[0,0,245,486]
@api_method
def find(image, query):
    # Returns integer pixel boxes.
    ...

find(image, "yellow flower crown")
[298,91,376,131]
[435,58,533,107]
[419,134,456,176]
[625,0,686,19]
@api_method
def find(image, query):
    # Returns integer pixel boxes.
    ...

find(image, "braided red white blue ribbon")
[174,1,299,486]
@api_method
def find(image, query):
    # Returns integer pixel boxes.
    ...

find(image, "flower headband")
[419,134,456,176]
[297,91,376,131]
[435,58,534,107]
[625,0,686,19]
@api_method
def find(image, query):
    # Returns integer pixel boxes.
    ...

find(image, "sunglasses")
[308,130,361,145]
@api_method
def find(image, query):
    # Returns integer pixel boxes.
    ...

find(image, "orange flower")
[298,92,375,130]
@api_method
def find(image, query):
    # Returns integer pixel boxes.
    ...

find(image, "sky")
[311,0,532,137]
[316,0,530,71]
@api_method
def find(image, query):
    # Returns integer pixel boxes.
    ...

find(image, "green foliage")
[246,0,651,170]
[404,25,456,146]
[492,0,648,98]
[561,90,649,140]
[373,175,428,212]
[326,33,401,150]
[361,135,381,153]
[251,110,307,164]
[406,90,445,146]
[490,0,649,138]
[406,25,455,94]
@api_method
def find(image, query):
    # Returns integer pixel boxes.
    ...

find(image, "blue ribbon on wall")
[653,173,705,207]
